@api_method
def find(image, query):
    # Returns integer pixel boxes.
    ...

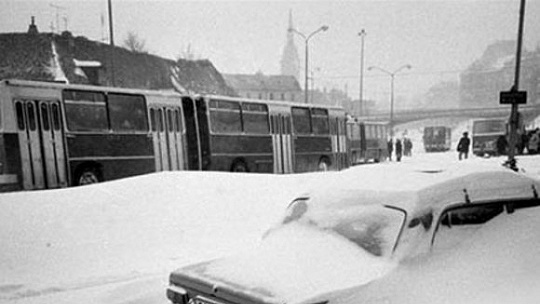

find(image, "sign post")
[504,0,527,171]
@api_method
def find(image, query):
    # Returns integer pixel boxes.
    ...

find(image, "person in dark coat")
[387,139,393,161]
[395,139,403,162]
[496,135,507,156]
[404,138,413,156]
[457,132,471,160]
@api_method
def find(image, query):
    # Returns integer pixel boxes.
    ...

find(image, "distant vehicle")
[423,126,452,152]
[346,120,389,164]
[472,118,507,156]
[167,164,540,304]
[0,79,348,191]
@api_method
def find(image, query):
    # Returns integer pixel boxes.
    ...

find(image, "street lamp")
[358,29,366,117]
[289,25,329,104]
[367,64,412,137]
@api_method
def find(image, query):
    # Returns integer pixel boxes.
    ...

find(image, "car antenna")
[463,189,471,204]
[532,185,538,199]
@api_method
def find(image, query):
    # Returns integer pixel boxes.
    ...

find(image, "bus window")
[40,103,50,131]
[63,90,107,132]
[27,103,36,131]
[52,103,61,130]
[209,100,242,134]
[242,103,269,134]
[175,109,183,133]
[16,102,25,130]
[150,108,156,132]
[158,108,164,132]
[167,109,174,132]
[311,108,329,135]
[108,93,148,132]
[292,107,311,134]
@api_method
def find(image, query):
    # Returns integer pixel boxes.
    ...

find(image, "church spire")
[280,10,300,81]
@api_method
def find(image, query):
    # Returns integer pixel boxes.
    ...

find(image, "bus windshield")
[473,120,506,134]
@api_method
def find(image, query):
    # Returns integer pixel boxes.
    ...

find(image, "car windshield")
[282,199,406,258]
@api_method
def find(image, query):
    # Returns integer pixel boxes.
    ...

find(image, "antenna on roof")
[49,3,66,34]
[532,185,538,199]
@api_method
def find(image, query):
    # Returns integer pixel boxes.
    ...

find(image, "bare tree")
[123,31,147,53]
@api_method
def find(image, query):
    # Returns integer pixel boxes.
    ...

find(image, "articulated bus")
[347,120,389,164]
[0,79,348,192]
[182,95,348,173]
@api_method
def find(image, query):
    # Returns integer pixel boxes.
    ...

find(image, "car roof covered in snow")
[300,162,540,217]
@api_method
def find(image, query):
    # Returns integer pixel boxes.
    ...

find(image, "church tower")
[280,10,300,82]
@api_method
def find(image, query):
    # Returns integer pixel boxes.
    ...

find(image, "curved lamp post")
[367,64,412,137]
[289,25,329,104]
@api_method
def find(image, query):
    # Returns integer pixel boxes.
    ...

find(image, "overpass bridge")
[358,103,540,125]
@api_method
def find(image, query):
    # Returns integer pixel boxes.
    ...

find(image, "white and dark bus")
[0,79,348,192]
[347,120,389,164]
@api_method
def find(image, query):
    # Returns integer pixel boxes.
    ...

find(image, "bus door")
[164,108,184,171]
[150,107,185,171]
[271,114,293,173]
[182,97,210,171]
[150,108,169,171]
[15,100,67,190]
[335,117,347,170]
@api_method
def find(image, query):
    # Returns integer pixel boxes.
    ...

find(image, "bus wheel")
[318,158,330,171]
[231,161,248,173]
[76,167,101,186]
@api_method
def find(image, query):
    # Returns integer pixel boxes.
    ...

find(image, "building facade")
[223,73,302,102]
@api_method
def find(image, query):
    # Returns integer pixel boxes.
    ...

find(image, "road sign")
[500,90,527,105]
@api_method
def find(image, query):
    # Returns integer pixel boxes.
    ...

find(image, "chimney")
[28,16,38,34]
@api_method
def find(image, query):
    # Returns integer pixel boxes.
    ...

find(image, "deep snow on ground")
[1,150,540,304]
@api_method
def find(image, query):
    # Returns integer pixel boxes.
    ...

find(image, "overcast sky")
[2,0,539,108]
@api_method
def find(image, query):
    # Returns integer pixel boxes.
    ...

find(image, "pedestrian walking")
[496,135,507,156]
[404,138,413,157]
[528,129,540,154]
[457,132,471,160]
[387,138,393,161]
[395,138,403,162]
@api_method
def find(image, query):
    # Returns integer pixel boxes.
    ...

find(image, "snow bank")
[2,153,540,304]
[0,171,313,302]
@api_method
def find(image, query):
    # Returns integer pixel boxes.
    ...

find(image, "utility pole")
[505,0,527,171]
[108,0,116,86]
[358,29,366,117]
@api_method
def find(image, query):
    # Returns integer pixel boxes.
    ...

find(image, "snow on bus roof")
[300,161,540,215]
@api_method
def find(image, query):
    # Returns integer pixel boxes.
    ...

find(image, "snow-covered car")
[167,163,540,304]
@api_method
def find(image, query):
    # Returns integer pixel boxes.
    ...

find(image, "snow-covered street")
[2,149,540,304]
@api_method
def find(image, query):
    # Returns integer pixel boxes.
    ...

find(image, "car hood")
[170,223,397,304]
